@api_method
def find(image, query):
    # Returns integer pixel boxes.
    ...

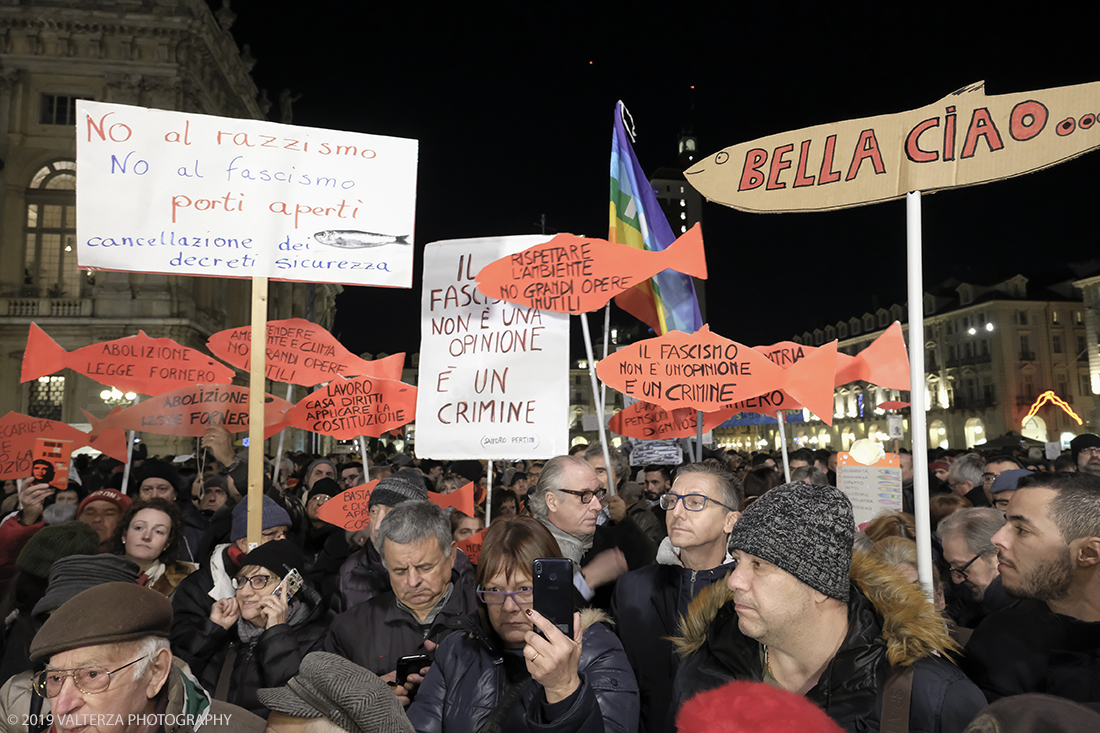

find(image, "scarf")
[138,560,167,588]
[538,516,593,565]
[656,536,734,567]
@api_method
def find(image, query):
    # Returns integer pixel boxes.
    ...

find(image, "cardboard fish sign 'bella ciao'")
[608,401,736,441]
[475,223,706,314]
[82,384,293,438]
[22,324,234,396]
[596,325,837,423]
[207,318,405,386]
[280,376,417,440]
[687,80,1100,213]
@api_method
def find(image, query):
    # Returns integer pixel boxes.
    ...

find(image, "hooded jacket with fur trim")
[669,553,986,733]
[407,608,639,733]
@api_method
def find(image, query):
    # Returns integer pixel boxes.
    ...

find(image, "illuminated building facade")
[715,274,1098,453]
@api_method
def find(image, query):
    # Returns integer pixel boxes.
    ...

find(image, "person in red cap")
[76,488,132,553]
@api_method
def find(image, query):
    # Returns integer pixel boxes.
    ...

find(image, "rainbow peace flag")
[609,101,703,336]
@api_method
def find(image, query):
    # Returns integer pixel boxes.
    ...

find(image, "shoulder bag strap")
[881,665,915,733]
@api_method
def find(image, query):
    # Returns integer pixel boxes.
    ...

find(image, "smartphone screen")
[532,558,574,638]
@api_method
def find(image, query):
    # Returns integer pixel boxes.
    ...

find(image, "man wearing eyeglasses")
[937,507,1016,629]
[1072,434,1100,477]
[13,582,262,733]
[529,455,655,611]
[611,463,740,733]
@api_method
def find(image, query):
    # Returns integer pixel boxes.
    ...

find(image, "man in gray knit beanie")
[670,480,986,730]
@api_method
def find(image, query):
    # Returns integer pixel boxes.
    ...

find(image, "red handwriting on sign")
[207,318,405,386]
[82,384,292,439]
[22,324,234,396]
[609,401,735,441]
[281,377,416,439]
[596,325,837,423]
[316,480,380,531]
[0,412,128,478]
[476,224,706,315]
[457,528,488,566]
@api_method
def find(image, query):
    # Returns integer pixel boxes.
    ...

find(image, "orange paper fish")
[0,412,129,476]
[596,325,837,423]
[608,401,735,441]
[82,384,292,438]
[733,322,911,416]
[280,376,417,439]
[207,318,405,386]
[22,324,234,396]
[475,223,707,314]
[317,480,380,531]
[429,481,475,517]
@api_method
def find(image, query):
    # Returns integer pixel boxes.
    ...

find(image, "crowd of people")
[2,428,1100,733]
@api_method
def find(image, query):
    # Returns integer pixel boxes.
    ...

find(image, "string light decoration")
[1022,390,1083,426]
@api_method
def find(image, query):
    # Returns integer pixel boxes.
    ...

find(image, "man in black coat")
[671,481,985,732]
[963,471,1100,703]
[323,501,476,706]
[612,462,740,733]
[530,455,655,611]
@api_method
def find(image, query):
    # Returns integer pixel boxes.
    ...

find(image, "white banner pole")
[581,313,616,495]
[907,191,932,591]
[776,411,791,483]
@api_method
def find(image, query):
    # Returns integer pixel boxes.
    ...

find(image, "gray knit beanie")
[728,480,854,602]
[368,473,429,510]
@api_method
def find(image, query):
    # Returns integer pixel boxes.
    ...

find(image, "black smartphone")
[533,557,574,638]
[396,653,430,686]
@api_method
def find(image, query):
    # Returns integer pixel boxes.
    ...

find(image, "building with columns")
[714,273,1098,454]
[0,0,341,456]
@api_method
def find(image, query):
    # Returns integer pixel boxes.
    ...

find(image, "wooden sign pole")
[246,276,269,549]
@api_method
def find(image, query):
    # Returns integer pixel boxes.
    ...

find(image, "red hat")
[678,681,844,733]
[77,488,132,517]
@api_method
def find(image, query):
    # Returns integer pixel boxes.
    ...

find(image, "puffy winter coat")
[170,543,244,667]
[670,553,986,733]
[962,597,1100,704]
[610,539,733,733]
[406,609,639,733]
[175,584,328,717]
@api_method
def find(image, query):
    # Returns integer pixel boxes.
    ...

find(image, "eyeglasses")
[1081,447,1100,457]
[234,574,275,590]
[558,487,606,504]
[34,656,147,698]
[476,588,534,605]
[659,493,734,512]
[949,554,982,582]
[982,473,997,486]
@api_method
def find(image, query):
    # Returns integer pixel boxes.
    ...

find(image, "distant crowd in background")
[3,429,1100,732]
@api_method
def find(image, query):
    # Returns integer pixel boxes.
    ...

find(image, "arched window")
[24,160,85,297]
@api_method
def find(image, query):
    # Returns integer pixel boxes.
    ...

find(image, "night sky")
[221,2,1099,357]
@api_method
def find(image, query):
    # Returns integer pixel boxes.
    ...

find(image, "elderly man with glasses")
[528,455,656,612]
[937,507,1016,630]
[611,462,741,733]
[1,582,262,733]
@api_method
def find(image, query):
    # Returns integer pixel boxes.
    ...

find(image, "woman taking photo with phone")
[175,539,327,717]
[407,515,639,733]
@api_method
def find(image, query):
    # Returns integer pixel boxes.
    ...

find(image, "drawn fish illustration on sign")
[476,223,707,314]
[312,230,410,249]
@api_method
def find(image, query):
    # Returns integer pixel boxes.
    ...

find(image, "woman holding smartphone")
[177,539,327,717]
[407,516,639,733]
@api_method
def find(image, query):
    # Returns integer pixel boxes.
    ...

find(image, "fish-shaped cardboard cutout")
[686,80,1100,213]
[596,325,837,423]
[608,401,735,441]
[428,481,475,517]
[475,223,707,314]
[878,401,911,411]
[316,480,379,531]
[0,412,129,476]
[82,384,293,438]
[207,318,405,386]
[280,377,416,440]
[457,527,488,565]
[22,324,234,396]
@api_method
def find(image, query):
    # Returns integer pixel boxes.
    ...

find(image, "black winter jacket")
[610,541,732,733]
[406,610,639,733]
[332,541,476,616]
[171,543,243,667]
[962,598,1100,703]
[670,553,986,733]
[323,572,477,676]
[176,584,328,717]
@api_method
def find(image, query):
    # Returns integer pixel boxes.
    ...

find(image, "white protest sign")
[416,236,569,459]
[75,101,418,286]
[888,414,904,440]
[836,451,903,528]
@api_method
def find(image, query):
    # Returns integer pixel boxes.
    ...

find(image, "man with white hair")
[946,453,992,507]
[937,507,1017,628]
[1,582,261,733]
